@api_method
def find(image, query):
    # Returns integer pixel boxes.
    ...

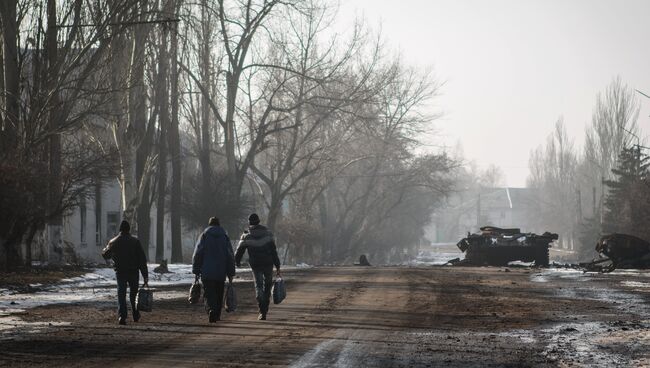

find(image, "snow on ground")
[0,263,308,314]
[409,243,463,266]
[529,267,650,366]
[1,264,218,312]
[0,263,260,331]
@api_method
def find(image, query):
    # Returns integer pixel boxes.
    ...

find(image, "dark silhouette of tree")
[602,146,650,241]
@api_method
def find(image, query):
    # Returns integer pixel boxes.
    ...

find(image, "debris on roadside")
[581,233,650,272]
[455,226,558,267]
[153,260,172,274]
[354,254,372,266]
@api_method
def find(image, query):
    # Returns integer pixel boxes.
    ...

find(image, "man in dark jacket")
[235,213,281,320]
[192,217,236,323]
[101,220,149,325]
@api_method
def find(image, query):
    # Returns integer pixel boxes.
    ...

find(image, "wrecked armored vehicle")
[456,226,558,267]
[594,233,650,270]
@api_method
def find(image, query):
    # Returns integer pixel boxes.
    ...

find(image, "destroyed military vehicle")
[590,233,650,271]
[456,226,558,267]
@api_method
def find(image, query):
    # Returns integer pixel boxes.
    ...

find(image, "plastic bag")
[225,280,237,312]
[136,286,153,312]
[272,277,286,305]
[188,278,202,304]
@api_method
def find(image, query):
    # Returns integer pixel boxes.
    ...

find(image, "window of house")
[107,212,120,239]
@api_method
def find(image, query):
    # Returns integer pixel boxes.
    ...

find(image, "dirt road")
[2,266,650,367]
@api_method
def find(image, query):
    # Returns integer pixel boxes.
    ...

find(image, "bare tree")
[0,0,138,270]
[249,2,377,231]
[582,76,640,221]
[528,118,579,250]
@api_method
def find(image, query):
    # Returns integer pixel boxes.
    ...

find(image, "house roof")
[448,187,537,211]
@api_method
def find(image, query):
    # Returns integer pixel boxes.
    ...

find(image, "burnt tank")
[456,226,558,267]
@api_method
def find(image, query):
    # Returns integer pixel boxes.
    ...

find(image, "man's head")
[248,213,260,226]
[119,220,130,233]
[208,217,220,226]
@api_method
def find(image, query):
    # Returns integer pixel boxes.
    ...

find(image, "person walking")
[192,217,236,323]
[101,220,149,325]
[235,213,281,320]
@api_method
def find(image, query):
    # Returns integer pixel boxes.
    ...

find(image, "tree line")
[0,0,455,271]
[527,76,647,261]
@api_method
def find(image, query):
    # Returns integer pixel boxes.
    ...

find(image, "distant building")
[427,187,538,243]
[33,178,202,264]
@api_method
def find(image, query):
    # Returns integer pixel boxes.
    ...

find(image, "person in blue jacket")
[192,217,236,323]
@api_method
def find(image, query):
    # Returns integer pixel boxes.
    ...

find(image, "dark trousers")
[252,265,273,314]
[116,271,139,319]
[202,278,226,317]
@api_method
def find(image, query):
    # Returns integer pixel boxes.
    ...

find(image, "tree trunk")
[46,0,63,264]
[168,0,183,263]
[156,12,170,262]
[3,221,25,272]
[267,192,283,231]
[199,0,212,214]
[110,7,137,224]
[156,132,167,262]
[132,19,152,250]
[95,182,103,246]
[0,0,18,151]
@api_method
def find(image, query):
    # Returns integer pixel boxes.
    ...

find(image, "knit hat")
[248,213,260,225]
[119,220,130,233]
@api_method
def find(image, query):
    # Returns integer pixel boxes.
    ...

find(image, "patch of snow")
[289,338,338,367]
[622,281,650,289]
[409,246,463,266]
[0,263,302,316]
[531,268,650,315]
[541,322,629,367]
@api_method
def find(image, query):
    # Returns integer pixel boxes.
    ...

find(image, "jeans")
[252,266,274,314]
[116,271,139,319]
[202,278,226,318]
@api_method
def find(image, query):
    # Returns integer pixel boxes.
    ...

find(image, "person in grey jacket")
[102,220,149,325]
[192,217,236,323]
[235,213,281,320]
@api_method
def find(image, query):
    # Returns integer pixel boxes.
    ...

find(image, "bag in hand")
[225,280,237,313]
[136,286,153,312]
[272,277,286,305]
[188,279,202,304]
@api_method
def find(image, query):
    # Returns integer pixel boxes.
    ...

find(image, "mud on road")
[2,266,650,367]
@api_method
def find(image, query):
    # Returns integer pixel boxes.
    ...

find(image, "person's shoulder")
[258,225,273,238]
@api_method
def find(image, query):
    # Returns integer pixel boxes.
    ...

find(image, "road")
[2,266,650,367]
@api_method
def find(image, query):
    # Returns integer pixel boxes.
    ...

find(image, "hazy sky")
[336,0,650,187]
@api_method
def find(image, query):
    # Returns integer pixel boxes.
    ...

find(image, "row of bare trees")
[527,76,642,261]
[0,0,454,270]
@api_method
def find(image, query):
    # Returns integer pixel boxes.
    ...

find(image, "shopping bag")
[272,277,286,305]
[225,280,237,313]
[188,278,202,304]
[136,286,153,312]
